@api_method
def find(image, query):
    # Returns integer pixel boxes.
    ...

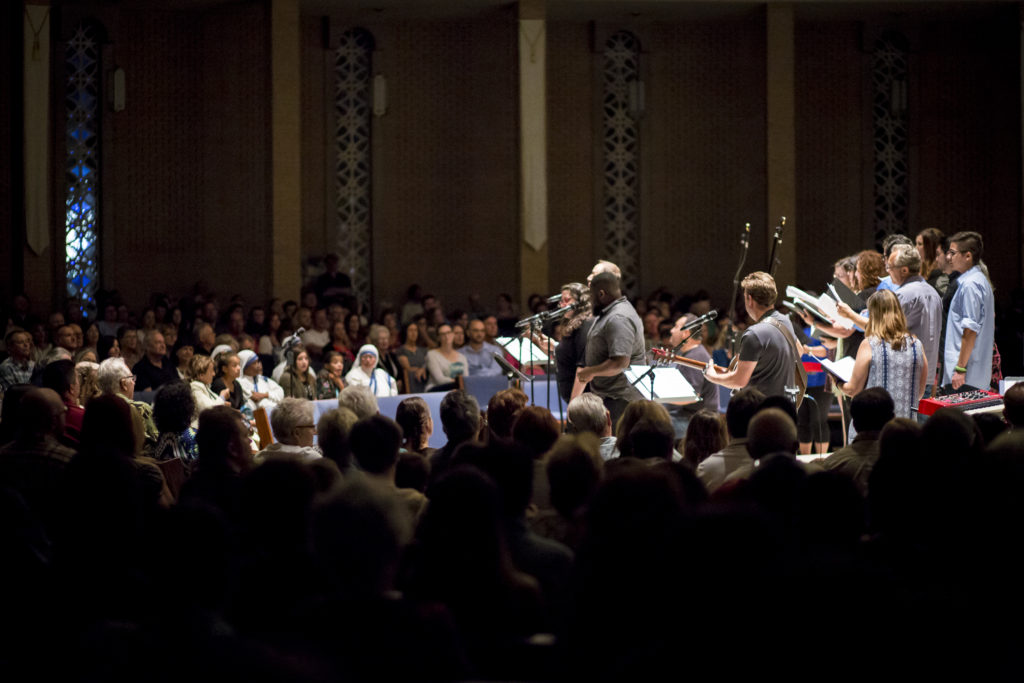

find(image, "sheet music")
[625,366,698,403]
[785,285,852,329]
[819,356,856,383]
[495,337,549,364]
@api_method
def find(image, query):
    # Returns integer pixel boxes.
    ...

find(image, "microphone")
[681,310,717,331]
[542,301,583,321]
[283,327,305,348]
[515,312,546,329]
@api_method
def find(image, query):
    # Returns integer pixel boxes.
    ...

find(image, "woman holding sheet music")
[838,290,928,427]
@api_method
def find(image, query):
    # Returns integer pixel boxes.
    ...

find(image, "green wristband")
[954,365,967,374]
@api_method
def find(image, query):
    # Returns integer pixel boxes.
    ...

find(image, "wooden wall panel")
[198,5,270,302]
[369,14,519,313]
[110,11,203,261]
[794,21,865,291]
[103,5,270,311]
[916,16,1020,296]
[0,4,16,305]
[643,20,767,307]
[301,15,328,260]
[547,21,596,289]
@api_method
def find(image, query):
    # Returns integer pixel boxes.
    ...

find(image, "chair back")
[156,457,187,502]
[253,406,275,448]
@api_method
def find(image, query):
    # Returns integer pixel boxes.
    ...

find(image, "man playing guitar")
[703,272,800,400]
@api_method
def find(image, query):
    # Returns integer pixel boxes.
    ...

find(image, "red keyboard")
[917,389,1003,417]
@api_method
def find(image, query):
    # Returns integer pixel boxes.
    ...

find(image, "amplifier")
[917,389,1003,418]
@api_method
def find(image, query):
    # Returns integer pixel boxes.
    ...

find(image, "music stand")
[493,352,531,384]
[625,366,698,404]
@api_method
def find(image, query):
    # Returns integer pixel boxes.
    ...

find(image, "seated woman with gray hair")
[258,397,322,463]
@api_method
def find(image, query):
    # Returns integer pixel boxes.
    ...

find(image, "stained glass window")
[65,22,101,318]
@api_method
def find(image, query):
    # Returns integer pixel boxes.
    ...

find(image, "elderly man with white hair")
[567,393,616,460]
[97,356,159,452]
[258,397,322,463]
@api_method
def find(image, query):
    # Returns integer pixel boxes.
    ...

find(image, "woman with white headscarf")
[345,344,398,397]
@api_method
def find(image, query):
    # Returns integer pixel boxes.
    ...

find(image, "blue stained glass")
[65,22,101,319]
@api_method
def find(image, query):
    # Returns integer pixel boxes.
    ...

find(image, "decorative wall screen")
[334,28,374,308]
[65,21,101,318]
[601,31,640,294]
[871,32,909,247]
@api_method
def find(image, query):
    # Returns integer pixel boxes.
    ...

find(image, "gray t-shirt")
[677,344,720,414]
[585,297,647,402]
[738,310,797,399]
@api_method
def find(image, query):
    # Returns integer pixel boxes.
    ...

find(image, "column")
[270,0,302,299]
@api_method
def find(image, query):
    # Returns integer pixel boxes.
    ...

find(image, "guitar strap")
[764,316,808,409]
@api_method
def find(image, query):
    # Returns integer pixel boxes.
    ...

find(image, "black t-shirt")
[132,355,179,392]
[211,377,244,410]
[554,318,593,404]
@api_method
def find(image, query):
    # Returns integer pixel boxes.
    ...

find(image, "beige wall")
[0,7,17,305]
[301,15,328,260]
[67,4,271,313]
[916,18,1020,290]
[357,14,520,312]
[3,4,1021,319]
[546,21,596,289]
[642,19,767,303]
[794,21,866,290]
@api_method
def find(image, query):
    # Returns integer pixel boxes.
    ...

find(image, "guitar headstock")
[773,216,785,245]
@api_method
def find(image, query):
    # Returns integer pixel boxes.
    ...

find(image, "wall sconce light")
[373,74,387,117]
[111,67,126,112]
[890,78,907,117]
[628,78,645,121]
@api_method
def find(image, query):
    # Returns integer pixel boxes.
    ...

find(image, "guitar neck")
[653,349,729,374]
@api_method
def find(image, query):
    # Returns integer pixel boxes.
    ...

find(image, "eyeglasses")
[946,248,964,256]
[122,374,137,383]
[297,424,317,432]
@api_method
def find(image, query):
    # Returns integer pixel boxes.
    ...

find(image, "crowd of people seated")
[1,247,1024,681]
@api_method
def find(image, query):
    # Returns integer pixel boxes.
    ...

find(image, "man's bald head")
[18,388,67,440]
[747,407,798,459]
[588,259,621,285]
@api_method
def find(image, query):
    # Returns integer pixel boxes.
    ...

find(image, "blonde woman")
[840,290,928,426]
[188,354,226,426]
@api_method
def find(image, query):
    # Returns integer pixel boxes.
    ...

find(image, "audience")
[0,277,1019,682]
[337,384,378,420]
[566,393,616,460]
[816,387,894,495]
[257,397,321,463]
[394,395,435,457]
[350,414,428,524]
[429,389,481,483]
[696,387,765,493]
